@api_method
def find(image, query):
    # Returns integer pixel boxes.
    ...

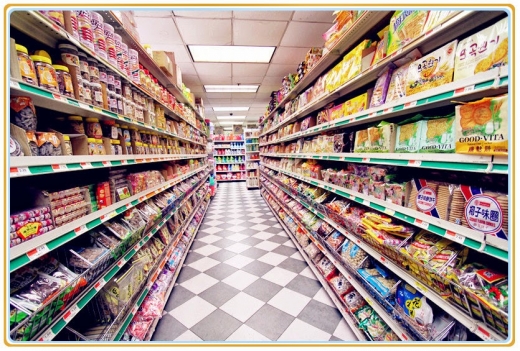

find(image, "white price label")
[101,212,116,222]
[391,48,403,58]
[74,224,87,234]
[13,167,30,176]
[446,230,465,244]
[131,305,138,315]
[368,112,377,118]
[366,297,373,306]
[362,199,370,206]
[27,245,50,260]
[10,80,21,89]
[383,208,395,216]
[383,107,393,114]
[63,304,81,321]
[477,326,492,341]
[94,279,106,291]
[78,102,89,110]
[380,256,388,266]
[405,101,417,108]
[52,164,68,171]
[455,85,475,95]
[424,24,442,38]
[80,162,93,169]
[121,160,128,165]
[134,244,141,251]
[126,203,133,209]
[52,93,68,103]
[362,158,370,163]
[38,329,56,341]
[408,160,422,166]
[117,259,126,267]
[414,219,430,229]
[102,161,110,167]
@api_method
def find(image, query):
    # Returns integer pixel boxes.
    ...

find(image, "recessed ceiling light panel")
[213,107,250,111]
[204,85,258,93]
[189,45,275,63]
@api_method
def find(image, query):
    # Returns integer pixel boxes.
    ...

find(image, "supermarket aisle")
[152,182,357,342]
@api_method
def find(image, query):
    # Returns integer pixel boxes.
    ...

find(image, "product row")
[213,135,244,141]
[261,172,507,339]
[216,164,245,172]
[216,172,246,181]
[214,149,245,156]
[214,156,244,164]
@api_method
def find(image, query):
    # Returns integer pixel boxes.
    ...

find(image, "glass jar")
[106,68,115,92]
[124,141,132,155]
[110,139,122,155]
[85,117,102,138]
[53,65,74,97]
[31,55,59,92]
[87,137,97,155]
[16,44,37,85]
[90,82,103,107]
[116,94,123,115]
[143,143,149,155]
[129,126,140,142]
[62,135,73,155]
[157,145,164,155]
[68,116,85,134]
[108,91,117,112]
[121,125,131,143]
[135,105,144,122]
[123,98,133,118]
[98,63,107,84]
[122,81,132,100]
[114,74,122,95]
[132,87,139,104]
[58,43,79,68]
[87,57,99,83]
[96,138,106,155]
[102,120,117,139]
[90,12,107,60]
[78,52,90,80]
[75,10,94,50]
[83,79,92,104]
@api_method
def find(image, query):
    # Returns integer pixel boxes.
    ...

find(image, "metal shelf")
[216,170,244,173]
[9,80,207,147]
[10,166,208,272]
[260,11,506,136]
[261,171,506,341]
[10,154,207,178]
[261,163,507,261]
[260,152,506,174]
[213,140,245,143]
[33,176,209,341]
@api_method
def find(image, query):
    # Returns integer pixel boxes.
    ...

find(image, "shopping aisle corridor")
[151,182,357,342]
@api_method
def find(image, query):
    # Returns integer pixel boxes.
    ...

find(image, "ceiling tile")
[233,11,293,21]
[271,47,309,65]
[258,85,282,94]
[233,20,287,46]
[188,85,204,93]
[280,21,331,47]
[182,74,201,86]
[134,11,173,18]
[194,63,232,76]
[251,100,270,107]
[292,11,335,23]
[262,76,283,85]
[232,76,264,84]
[135,17,183,45]
[208,98,232,104]
[232,63,268,77]
[176,18,232,45]
[266,64,296,77]
[177,62,197,76]
[206,92,233,99]
[198,75,232,85]
[231,98,255,104]
[231,93,257,99]
[174,11,232,19]
[139,44,192,63]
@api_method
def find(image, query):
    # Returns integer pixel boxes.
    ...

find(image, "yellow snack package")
[387,11,428,56]
[422,11,458,34]
[354,129,370,153]
[455,94,508,156]
[367,121,397,153]
[340,39,372,84]
[343,93,369,117]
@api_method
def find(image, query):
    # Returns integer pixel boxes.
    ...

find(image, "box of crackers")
[453,17,508,82]
[418,113,456,153]
[455,94,508,156]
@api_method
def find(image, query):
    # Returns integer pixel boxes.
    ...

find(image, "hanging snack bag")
[387,11,428,56]
[406,40,458,96]
[422,11,457,34]
[408,179,451,220]
[418,113,456,153]
[344,290,367,313]
[454,95,508,156]
[454,17,508,81]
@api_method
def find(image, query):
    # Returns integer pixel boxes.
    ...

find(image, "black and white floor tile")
[152,182,357,342]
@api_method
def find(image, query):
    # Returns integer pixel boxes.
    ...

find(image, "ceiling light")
[189,45,275,63]
[216,116,245,120]
[218,121,243,125]
[213,107,250,112]
[223,127,233,131]
[205,85,258,93]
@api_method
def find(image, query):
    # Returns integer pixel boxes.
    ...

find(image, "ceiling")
[133,10,334,127]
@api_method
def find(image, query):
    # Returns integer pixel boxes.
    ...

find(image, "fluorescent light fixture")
[223,127,233,131]
[189,45,275,63]
[205,85,258,93]
[218,121,243,125]
[213,107,249,112]
[216,116,246,120]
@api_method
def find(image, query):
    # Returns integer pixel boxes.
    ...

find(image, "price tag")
[38,329,56,341]
[362,199,370,207]
[415,282,427,293]
[380,256,388,265]
[74,224,87,234]
[383,208,395,216]
[134,244,141,251]
[365,297,373,306]
[92,106,103,113]
[94,279,106,291]
[117,259,126,268]
[401,333,409,341]
[368,112,377,118]
[356,239,362,245]
[414,219,430,229]
[80,162,93,169]
[408,160,422,167]
[121,160,128,165]
[52,93,68,102]
[27,245,50,260]
[10,80,20,89]
[12,167,31,176]
[391,48,403,58]
[477,326,492,340]
[404,101,417,108]
[362,158,370,163]
[131,305,138,315]
[455,85,475,95]
[102,161,110,167]
[445,230,465,244]
[63,304,80,322]
[78,102,89,110]
[52,164,68,171]
[116,114,124,120]
[424,24,442,38]
[126,203,133,209]
[383,107,394,114]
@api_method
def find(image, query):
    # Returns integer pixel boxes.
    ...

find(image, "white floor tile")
[175,330,203,341]
[290,251,305,261]
[188,257,220,272]
[262,267,298,287]
[333,318,358,341]
[299,266,318,280]
[180,273,219,295]
[252,232,274,240]
[226,324,271,341]
[224,254,254,269]
[248,218,266,224]
[194,244,221,257]
[278,319,331,341]
[268,288,311,317]
[206,214,224,220]
[170,296,217,329]
[250,224,270,231]
[220,292,265,323]
[200,227,224,235]
[222,270,259,291]
[198,235,221,244]
[205,219,224,226]
[312,288,336,308]
[226,242,251,254]
[228,225,248,233]
[282,240,296,248]
[257,252,288,266]
[254,241,280,252]
[227,233,248,242]
[226,219,245,225]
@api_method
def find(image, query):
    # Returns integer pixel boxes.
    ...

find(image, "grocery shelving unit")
[245,129,260,189]
[258,9,509,343]
[212,138,246,182]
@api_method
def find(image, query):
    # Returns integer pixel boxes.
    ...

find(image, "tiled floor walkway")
[152,182,357,342]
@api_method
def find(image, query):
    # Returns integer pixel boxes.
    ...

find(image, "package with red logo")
[448,185,508,240]
[408,179,450,220]
[401,230,452,264]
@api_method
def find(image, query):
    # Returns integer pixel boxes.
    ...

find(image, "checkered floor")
[152,182,357,342]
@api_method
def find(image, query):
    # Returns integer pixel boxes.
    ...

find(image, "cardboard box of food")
[354,129,370,153]
[340,39,372,85]
[153,51,173,76]
[453,17,508,81]
[455,94,508,156]
[395,119,423,153]
[367,122,397,153]
[343,92,369,117]
[418,114,456,153]
[387,11,428,56]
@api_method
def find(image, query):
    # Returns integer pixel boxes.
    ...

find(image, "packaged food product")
[385,61,413,103]
[31,55,59,93]
[341,241,368,268]
[53,65,74,97]
[387,11,428,56]
[303,242,321,260]
[15,44,37,85]
[340,40,372,84]
[326,231,345,251]
[62,135,73,156]
[10,96,37,131]
[422,11,457,34]
[91,82,103,107]
[395,283,434,326]
[36,132,62,156]
[10,136,23,157]
[343,93,369,116]
[454,95,507,156]
[69,246,108,269]
[355,304,374,322]
[90,12,107,59]
[367,121,396,153]
[403,230,452,263]
[317,256,336,279]
[82,79,92,104]
[408,179,450,220]
[343,290,367,313]
[78,51,90,81]
[454,18,508,81]
[354,129,370,153]
[371,30,388,65]
[369,67,393,108]
[58,43,80,67]
[85,117,103,138]
[418,113,456,153]
[406,40,458,96]
[76,10,94,50]
[395,116,423,153]
[12,273,65,310]
[328,273,353,296]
